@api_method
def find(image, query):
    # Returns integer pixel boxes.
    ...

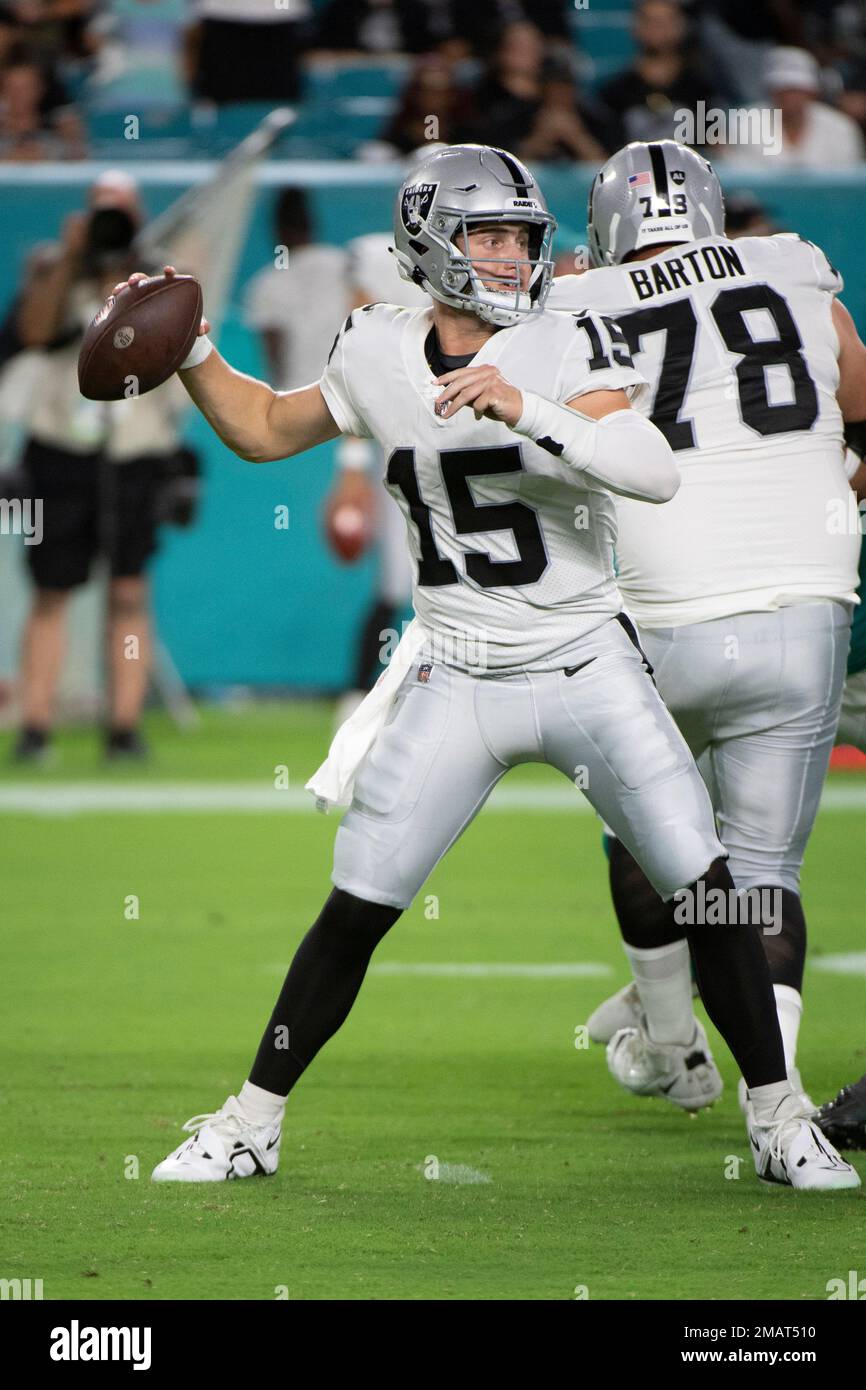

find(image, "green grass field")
[1,706,865,1301]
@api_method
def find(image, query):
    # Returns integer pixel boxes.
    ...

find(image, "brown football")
[78,273,203,401]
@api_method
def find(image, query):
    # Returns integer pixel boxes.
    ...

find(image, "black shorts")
[22,439,163,591]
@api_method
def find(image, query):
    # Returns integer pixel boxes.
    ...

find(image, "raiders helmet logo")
[400,182,438,233]
[670,169,686,184]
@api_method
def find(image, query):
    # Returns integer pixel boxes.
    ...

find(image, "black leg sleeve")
[683,859,786,1089]
[248,889,402,1096]
[755,887,807,993]
[609,837,687,948]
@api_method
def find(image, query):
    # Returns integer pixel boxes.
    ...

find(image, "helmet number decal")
[638,193,687,219]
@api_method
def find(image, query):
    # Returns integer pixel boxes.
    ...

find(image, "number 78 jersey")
[549,234,860,627]
[319,302,646,672]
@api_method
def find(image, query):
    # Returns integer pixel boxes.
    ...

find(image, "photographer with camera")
[12,170,194,763]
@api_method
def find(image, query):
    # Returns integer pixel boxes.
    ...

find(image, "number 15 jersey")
[319,302,645,672]
[549,234,860,627]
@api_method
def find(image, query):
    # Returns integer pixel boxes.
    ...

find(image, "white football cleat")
[738,1066,816,1119]
[748,1090,860,1190]
[606,1017,723,1112]
[151,1095,282,1183]
[587,981,643,1044]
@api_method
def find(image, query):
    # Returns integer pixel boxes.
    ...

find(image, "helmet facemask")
[440,216,553,327]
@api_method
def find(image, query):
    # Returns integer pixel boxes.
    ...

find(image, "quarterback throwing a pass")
[137,145,857,1191]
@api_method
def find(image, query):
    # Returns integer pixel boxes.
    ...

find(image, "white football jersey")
[346,231,429,309]
[549,235,860,627]
[320,303,646,672]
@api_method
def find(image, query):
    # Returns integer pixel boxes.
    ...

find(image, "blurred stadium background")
[1,0,866,710]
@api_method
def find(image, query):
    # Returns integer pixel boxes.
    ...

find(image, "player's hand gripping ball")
[78,271,203,401]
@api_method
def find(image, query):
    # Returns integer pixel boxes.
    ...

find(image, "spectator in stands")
[0,1,96,64]
[598,0,713,150]
[724,46,865,166]
[11,172,187,763]
[243,188,348,393]
[699,0,812,105]
[377,53,470,156]
[85,0,186,110]
[0,41,86,159]
[185,0,310,104]
[839,62,866,140]
[460,21,606,162]
[312,0,455,57]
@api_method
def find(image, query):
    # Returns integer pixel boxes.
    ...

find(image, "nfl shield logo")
[401,182,438,233]
[418,663,433,683]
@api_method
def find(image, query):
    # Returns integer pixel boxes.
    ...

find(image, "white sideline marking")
[368,962,613,979]
[811,953,866,976]
[1,780,865,816]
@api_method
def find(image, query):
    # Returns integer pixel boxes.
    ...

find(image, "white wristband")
[179,334,213,372]
[337,437,376,472]
[514,389,596,467]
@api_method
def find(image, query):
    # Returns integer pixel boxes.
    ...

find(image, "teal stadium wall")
[2,167,864,690]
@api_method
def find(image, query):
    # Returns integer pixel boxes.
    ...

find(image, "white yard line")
[263,961,612,980]
[810,953,866,976]
[371,962,613,979]
[2,780,866,815]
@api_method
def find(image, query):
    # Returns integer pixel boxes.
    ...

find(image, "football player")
[139,144,855,1189]
[551,141,866,1123]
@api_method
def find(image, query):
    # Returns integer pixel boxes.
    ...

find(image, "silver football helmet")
[392,143,556,327]
[587,140,725,267]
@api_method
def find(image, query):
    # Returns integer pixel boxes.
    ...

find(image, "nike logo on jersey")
[563,659,597,677]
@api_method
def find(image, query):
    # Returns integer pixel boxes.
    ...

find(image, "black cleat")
[11,727,53,764]
[104,727,149,762]
[815,1073,866,1151]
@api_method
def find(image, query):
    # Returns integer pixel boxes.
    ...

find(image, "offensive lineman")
[551,141,866,1120]
[139,144,855,1189]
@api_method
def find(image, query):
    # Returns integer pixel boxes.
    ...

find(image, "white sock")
[773,984,803,1072]
[749,1078,797,1122]
[238,1080,286,1125]
[624,940,693,1045]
